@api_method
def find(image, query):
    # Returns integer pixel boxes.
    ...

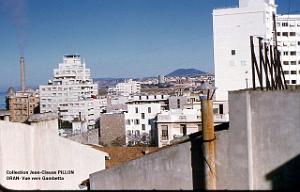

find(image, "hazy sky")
[0,0,298,90]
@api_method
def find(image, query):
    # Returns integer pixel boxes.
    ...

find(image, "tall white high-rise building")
[213,0,277,100]
[277,14,300,85]
[39,54,102,130]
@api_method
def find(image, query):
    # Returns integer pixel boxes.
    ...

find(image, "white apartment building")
[277,14,300,85]
[213,0,276,101]
[156,106,229,148]
[124,94,169,145]
[39,54,102,131]
[156,108,201,147]
[108,79,141,95]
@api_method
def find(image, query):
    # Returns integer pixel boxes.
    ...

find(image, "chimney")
[20,56,26,91]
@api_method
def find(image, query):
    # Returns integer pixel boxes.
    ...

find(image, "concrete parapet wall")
[223,90,300,189]
[90,141,195,190]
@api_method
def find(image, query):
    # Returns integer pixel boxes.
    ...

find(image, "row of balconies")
[41,86,96,91]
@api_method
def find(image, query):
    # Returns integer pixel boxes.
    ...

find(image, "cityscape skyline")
[1,0,300,190]
[0,0,297,91]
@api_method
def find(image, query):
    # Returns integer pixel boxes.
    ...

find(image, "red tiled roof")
[89,146,159,169]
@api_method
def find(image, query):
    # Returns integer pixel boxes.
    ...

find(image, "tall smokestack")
[20,56,25,91]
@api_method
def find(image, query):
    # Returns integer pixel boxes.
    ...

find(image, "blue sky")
[0,0,298,91]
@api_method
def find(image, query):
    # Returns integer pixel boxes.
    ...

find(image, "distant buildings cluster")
[3,0,297,150]
[3,54,225,148]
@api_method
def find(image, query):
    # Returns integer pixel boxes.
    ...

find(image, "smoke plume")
[0,0,27,56]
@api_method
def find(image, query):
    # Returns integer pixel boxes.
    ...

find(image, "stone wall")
[99,113,125,146]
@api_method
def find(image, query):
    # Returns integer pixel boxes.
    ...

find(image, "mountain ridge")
[165,68,207,77]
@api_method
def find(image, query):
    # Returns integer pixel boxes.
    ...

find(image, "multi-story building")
[213,0,276,101]
[156,108,201,147]
[39,54,102,131]
[277,14,300,85]
[124,94,169,145]
[158,75,165,84]
[7,88,40,123]
[108,79,141,95]
[155,104,230,148]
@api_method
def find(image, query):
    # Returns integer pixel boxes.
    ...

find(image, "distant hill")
[166,68,207,77]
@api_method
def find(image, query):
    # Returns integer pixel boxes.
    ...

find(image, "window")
[135,107,138,113]
[231,50,236,55]
[177,99,181,109]
[291,51,296,56]
[284,71,289,74]
[142,124,146,130]
[277,32,281,36]
[135,130,140,137]
[285,80,290,84]
[283,51,288,56]
[291,80,297,84]
[298,41,300,46]
[134,119,140,125]
[290,32,296,36]
[197,124,201,131]
[282,22,288,27]
[298,61,300,65]
[148,119,151,125]
[291,70,297,75]
[283,61,289,65]
[161,125,168,140]
[180,124,187,136]
[213,108,219,114]
[219,104,224,115]
[148,107,151,113]
[291,61,296,65]
[126,119,131,125]
[154,95,157,99]
[241,60,246,66]
[141,113,145,119]
[277,22,281,27]
[282,32,288,37]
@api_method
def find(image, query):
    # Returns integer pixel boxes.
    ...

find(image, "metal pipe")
[250,36,256,90]
[201,99,216,189]
[246,91,254,189]
[258,37,264,90]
